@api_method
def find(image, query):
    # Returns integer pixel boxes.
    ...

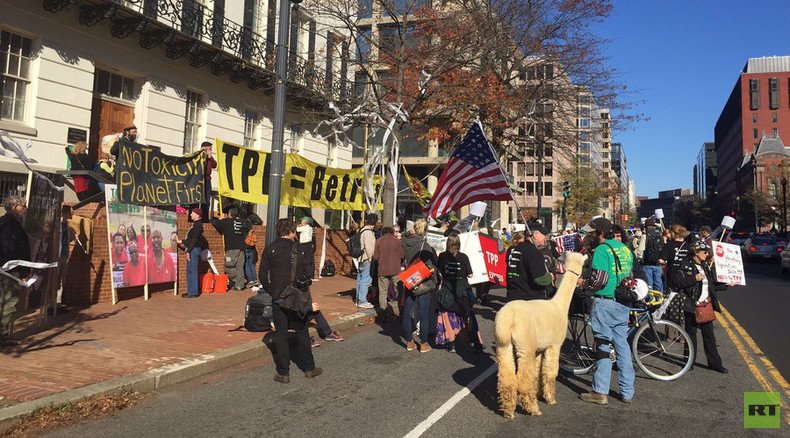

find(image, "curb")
[0,308,375,435]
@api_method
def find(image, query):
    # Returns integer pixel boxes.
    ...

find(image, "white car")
[782,243,790,275]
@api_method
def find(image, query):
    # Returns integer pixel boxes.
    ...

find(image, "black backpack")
[643,231,664,265]
[320,260,336,277]
[346,229,371,259]
[244,292,273,332]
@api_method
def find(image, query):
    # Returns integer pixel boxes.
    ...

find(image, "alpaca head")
[563,252,587,277]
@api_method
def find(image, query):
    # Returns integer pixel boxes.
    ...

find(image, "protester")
[122,241,146,287]
[94,151,115,191]
[372,226,404,321]
[506,223,554,300]
[671,240,731,374]
[147,229,176,283]
[393,224,402,240]
[109,126,138,158]
[401,219,438,353]
[212,206,248,290]
[258,218,322,384]
[307,310,345,346]
[64,141,96,201]
[501,227,512,241]
[698,225,713,246]
[0,195,30,346]
[57,205,75,310]
[354,213,378,309]
[639,219,664,292]
[179,208,207,298]
[297,217,315,279]
[243,209,262,288]
[436,234,483,352]
[578,217,635,405]
[660,224,692,281]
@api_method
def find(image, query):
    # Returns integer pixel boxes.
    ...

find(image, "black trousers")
[271,303,316,376]
[684,311,723,369]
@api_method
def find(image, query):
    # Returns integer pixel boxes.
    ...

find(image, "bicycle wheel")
[631,319,694,381]
[559,314,596,375]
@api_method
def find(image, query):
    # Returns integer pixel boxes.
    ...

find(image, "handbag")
[244,228,258,247]
[279,245,312,318]
[694,297,716,324]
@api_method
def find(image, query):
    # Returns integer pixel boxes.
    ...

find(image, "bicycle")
[560,290,695,381]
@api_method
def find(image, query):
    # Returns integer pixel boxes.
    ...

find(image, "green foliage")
[742,189,780,228]
[553,164,607,226]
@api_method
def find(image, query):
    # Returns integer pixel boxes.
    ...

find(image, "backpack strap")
[289,243,299,285]
[602,243,628,283]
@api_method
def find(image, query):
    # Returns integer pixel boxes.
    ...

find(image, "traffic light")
[562,180,571,198]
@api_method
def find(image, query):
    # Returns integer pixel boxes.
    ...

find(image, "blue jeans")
[356,260,372,305]
[643,265,663,292]
[186,247,202,296]
[244,248,257,283]
[402,292,431,344]
[590,297,634,400]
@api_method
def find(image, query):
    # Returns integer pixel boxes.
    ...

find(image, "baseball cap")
[692,240,710,252]
[190,207,203,217]
[581,217,613,234]
[526,222,549,236]
[301,216,312,224]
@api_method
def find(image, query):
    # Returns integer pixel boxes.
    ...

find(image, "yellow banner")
[216,139,382,210]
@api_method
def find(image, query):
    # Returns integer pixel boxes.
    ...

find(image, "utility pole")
[265,0,302,244]
[535,141,544,224]
[782,176,787,233]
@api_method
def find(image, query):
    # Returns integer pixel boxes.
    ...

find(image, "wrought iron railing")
[43,0,353,109]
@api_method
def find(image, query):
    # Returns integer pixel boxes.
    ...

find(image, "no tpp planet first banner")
[115,139,206,206]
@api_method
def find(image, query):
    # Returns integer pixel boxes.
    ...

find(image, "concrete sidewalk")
[0,275,370,431]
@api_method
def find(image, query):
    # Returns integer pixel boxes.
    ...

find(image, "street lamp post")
[265,0,302,244]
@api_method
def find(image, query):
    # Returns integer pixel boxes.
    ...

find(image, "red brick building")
[715,56,790,204]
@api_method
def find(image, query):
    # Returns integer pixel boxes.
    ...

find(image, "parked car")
[727,231,750,246]
[782,243,790,275]
[741,237,782,262]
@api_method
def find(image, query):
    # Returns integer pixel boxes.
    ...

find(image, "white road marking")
[403,363,497,438]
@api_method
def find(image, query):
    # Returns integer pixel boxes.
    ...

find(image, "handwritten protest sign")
[216,140,382,210]
[115,139,206,206]
[479,234,506,286]
[712,241,746,286]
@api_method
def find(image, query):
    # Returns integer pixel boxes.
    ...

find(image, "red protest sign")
[479,234,506,286]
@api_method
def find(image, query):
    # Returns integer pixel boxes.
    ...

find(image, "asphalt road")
[42,288,786,437]
[716,260,790,381]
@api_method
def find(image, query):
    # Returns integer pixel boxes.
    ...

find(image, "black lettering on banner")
[325,175,339,201]
[349,177,361,202]
[262,153,271,195]
[340,174,350,202]
[222,143,240,190]
[290,166,307,190]
[311,166,326,200]
[241,149,259,193]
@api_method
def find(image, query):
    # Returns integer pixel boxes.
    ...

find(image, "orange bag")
[399,259,431,290]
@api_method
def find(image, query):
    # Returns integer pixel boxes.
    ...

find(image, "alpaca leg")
[541,345,560,405]
[496,343,518,419]
[516,351,541,416]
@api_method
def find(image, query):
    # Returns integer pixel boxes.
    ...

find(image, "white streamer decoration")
[0,130,64,192]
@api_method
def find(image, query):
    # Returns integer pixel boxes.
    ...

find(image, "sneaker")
[325,332,344,342]
[356,302,374,309]
[310,337,321,348]
[620,396,633,403]
[181,294,198,299]
[304,367,323,378]
[579,392,608,405]
[447,343,456,353]
[273,374,290,384]
[419,343,432,353]
[406,341,417,351]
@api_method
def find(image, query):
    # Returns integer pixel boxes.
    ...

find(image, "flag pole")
[476,121,531,235]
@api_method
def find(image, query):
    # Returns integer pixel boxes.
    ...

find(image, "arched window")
[769,182,778,198]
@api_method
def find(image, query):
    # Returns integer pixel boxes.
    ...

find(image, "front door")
[88,98,135,163]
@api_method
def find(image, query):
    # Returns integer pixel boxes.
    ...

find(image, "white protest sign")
[712,242,746,286]
[458,231,489,285]
[426,228,447,254]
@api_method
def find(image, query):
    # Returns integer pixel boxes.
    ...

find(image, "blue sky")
[595,0,790,198]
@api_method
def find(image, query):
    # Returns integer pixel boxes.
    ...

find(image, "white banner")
[458,231,489,285]
[712,241,746,286]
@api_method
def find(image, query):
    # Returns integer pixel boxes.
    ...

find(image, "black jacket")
[183,221,208,253]
[671,256,726,313]
[0,213,31,277]
[212,217,248,251]
[507,240,554,300]
[437,251,473,316]
[258,238,311,301]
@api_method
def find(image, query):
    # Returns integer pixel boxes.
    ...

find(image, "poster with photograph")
[24,172,64,309]
[105,185,147,288]
[146,207,178,285]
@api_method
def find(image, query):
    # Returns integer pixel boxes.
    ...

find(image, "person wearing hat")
[637,218,664,292]
[579,216,635,405]
[297,216,315,279]
[506,222,554,300]
[354,213,379,309]
[178,208,209,298]
[670,240,732,374]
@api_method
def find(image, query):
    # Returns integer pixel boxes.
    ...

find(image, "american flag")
[425,122,512,218]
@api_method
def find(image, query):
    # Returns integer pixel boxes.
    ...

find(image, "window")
[769,78,779,109]
[544,182,553,197]
[579,142,591,152]
[749,78,760,110]
[772,112,778,123]
[0,30,33,122]
[525,181,535,196]
[602,152,609,159]
[518,69,526,81]
[356,27,371,63]
[753,113,758,123]
[525,162,535,175]
[358,0,373,19]
[770,182,778,198]
[183,90,203,152]
[579,131,590,141]
[753,128,758,139]
[181,0,204,39]
[544,162,552,177]
[580,107,590,117]
[94,69,135,101]
[243,110,258,148]
[773,128,778,138]
[579,118,590,128]
[544,145,553,157]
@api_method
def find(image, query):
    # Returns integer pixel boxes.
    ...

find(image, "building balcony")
[43,0,353,112]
